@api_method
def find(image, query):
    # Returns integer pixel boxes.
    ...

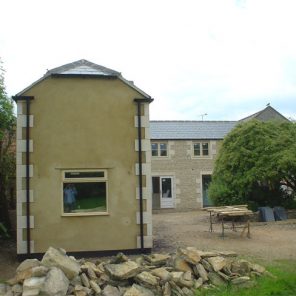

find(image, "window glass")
[63,182,107,213]
[194,143,201,156]
[160,143,167,156]
[151,143,158,156]
[202,143,209,155]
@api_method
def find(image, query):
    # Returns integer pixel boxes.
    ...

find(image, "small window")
[151,143,158,156]
[151,142,168,157]
[193,142,209,157]
[62,170,107,214]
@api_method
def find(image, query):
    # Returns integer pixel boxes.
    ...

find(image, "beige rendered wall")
[16,76,152,254]
[151,140,222,211]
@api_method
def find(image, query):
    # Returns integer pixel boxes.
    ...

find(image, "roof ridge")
[150,120,237,123]
[45,59,120,76]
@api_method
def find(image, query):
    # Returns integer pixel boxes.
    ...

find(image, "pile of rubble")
[0,246,271,296]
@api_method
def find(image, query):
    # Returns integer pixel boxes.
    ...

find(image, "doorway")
[202,174,213,207]
[152,176,174,209]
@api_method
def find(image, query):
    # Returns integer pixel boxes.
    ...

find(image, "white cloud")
[1,0,295,120]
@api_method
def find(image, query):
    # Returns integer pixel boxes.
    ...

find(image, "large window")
[193,142,209,156]
[62,170,107,215]
[151,142,168,157]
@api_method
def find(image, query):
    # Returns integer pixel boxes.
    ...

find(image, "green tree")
[208,120,296,209]
[0,58,16,230]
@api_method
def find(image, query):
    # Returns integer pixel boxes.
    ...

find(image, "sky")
[1,0,296,120]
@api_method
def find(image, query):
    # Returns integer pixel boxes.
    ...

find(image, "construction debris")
[1,246,271,296]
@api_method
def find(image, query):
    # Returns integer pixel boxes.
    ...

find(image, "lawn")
[196,260,296,296]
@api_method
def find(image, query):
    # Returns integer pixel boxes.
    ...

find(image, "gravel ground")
[1,210,296,280]
[153,210,296,262]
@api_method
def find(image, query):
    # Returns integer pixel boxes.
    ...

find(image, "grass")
[196,260,296,296]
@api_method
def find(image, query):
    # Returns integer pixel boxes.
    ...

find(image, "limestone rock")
[144,254,170,266]
[102,285,120,296]
[207,272,226,287]
[11,284,22,294]
[194,278,203,289]
[231,276,251,285]
[110,252,129,264]
[22,276,46,296]
[182,287,194,296]
[193,263,208,282]
[172,257,193,273]
[170,272,183,283]
[41,247,80,280]
[135,271,159,288]
[218,251,237,257]
[231,260,250,276]
[162,282,171,296]
[31,266,49,277]
[89,280,101,294]
[151,268,171,282]
[200,259,213,272]
[105,261,141,280]
[250,263,266,274]
[178,248,201,265]
[123,284,154,296]
[207,257,227,272]
[80,273,90,288]
[16,259,40,274]
[40,267,69,296]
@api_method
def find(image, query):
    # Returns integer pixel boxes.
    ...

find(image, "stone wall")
[151,140,221,211]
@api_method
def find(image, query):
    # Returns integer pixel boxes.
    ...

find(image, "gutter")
[134,98,153,251]
[12,95,34,255]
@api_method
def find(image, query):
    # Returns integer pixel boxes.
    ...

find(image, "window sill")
[62,212,109,217]
[191,155,212,159]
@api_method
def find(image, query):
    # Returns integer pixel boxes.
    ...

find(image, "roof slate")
[150,121,237,140]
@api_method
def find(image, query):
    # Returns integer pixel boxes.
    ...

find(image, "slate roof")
[16,59,151,98]
[150,121,237,140]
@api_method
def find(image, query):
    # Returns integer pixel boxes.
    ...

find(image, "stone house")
[150,106,289,211]
[13,59,153,258]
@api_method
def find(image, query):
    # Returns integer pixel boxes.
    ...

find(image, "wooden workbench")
[204,205,253,238]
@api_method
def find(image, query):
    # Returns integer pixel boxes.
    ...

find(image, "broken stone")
[105,261,141,280]
[231,276,251,285]
[163,282,171,296]
[41,247,81,280]
[151,267,171,282]
[207,257,227,272]
[172,256,193,273]
[89,280,101,294]
[16,259,41,274]
[22,276,46,296]
[40,267,69,296]
[178,248,201,265]
[80,273,90,288]
[144,254,171,266]
[110,252,129,264]
[194,278,203,289]
[200,259,213,272]
[70,275,82,286]
[198,251,219,258]
[170,271,183,283]
[182,287,194,296]
[250,263,266,274]
[123,284,154,296]
[207,272,226,287]
[217,271,230,281]
[31,266,49,277]
[11,284,22,294]
[102,285,120,296]
[231,260,250,276]
[193,263,208,282]
[218,251,237,257]
[135,271,159,288]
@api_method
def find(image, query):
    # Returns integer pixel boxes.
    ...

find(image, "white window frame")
[61,169,108,216]
[192,141,210,157]
[151,142,168,157]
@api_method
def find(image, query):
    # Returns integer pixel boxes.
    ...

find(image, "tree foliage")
[0,58,16,229]
[208,120,296,209]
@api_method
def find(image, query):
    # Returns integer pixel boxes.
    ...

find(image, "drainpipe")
[12,96,34,256]
[134,98,153,251]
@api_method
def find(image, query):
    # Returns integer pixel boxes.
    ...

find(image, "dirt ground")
[153,210,296,262]
[1,210,296,280]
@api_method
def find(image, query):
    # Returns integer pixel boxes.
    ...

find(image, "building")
[13,59,153,258]
[150,106,289,211]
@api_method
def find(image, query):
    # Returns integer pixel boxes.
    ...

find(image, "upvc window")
[151,142,168,157]
[62,170,107,215]
[193,142,209,156]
